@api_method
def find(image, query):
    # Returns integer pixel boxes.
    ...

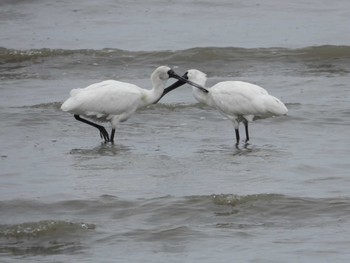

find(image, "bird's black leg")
[235,128,240,145]
[110,129,116,144]
[243,119,249,142]
[74,114,110,142]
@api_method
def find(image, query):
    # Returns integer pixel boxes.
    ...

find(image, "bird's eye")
[167,69,175,77]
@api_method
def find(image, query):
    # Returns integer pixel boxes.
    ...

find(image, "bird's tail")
[264,95,288,116]
[61,89,82,112]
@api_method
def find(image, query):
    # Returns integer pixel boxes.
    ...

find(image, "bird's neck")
[142,77,166,106]
[192,87,212,106]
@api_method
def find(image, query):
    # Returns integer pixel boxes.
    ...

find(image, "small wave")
[0,220,95,240]
[24,101,204,112]
[0,220,95,255]
[122,226,200,242]
[22,101,63,110]
[148,102,207,111]
[0,47,129,64]
[1,45,349,64]
[211,193,283,206]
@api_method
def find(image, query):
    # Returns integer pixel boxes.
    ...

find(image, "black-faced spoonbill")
[161,69,288,145]
[61,66,202,143]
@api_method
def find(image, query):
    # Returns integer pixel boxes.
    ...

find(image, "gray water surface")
[1,1,350,262]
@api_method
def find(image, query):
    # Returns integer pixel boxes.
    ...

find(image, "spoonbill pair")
[61,66,288,145]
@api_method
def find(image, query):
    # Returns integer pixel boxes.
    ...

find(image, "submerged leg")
[243,119,249,142]
[110,129,116,144]
[232,120,240,145]
[74,114,110,142]
[235,128,240,145]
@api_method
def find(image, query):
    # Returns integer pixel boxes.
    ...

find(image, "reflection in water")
[232,143,288,158]
[70,143,132,158]
[69,143,133,172]
[196,142,287,159]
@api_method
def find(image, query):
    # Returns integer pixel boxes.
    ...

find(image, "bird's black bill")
[154,71,208,104]
[169,71,208,93]
[153,77,187,104]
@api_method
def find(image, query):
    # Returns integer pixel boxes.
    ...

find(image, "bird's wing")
[61,80,142,117]
[210,81,266,116]
[211,81,287,118]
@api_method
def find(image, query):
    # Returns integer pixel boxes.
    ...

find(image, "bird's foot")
[99,128,110,143]
[234,139,250,148]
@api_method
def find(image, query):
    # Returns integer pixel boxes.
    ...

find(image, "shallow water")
[1,0,350,262]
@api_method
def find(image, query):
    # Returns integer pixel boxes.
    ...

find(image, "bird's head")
[152,66,208,103]
[152,66,174,81]
[185,69,208,88]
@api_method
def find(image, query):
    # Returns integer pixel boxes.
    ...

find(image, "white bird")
[161,69,288,145]
[61,66,202,143]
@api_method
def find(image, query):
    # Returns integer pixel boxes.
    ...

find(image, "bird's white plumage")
[210,81,287,122]
[61,80,145,123]
[186,69,287,142]
[61,66,172,132]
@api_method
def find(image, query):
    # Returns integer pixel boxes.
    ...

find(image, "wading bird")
[61,66,203,143]
[161,69,288,145]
